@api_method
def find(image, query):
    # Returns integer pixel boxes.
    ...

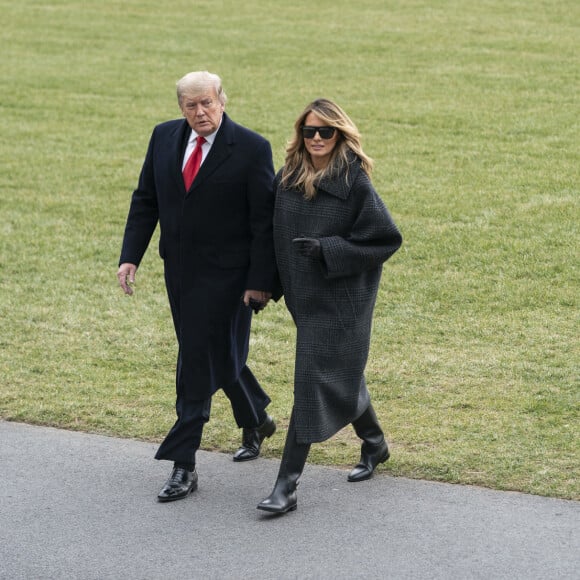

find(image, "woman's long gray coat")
[273,158,402,444]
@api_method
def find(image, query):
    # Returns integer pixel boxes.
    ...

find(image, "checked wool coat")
[273,156,402,444]
[119,113,277,401]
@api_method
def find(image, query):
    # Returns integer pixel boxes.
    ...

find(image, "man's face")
[180,88,224,136]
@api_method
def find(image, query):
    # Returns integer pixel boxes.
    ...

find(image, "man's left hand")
[243,289,272,313]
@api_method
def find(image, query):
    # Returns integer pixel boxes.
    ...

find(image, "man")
[117,71,277,502]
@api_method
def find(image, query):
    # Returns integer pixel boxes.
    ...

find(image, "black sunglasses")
[301,125,337,140]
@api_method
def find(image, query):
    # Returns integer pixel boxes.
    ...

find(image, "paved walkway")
[0,421,578,579]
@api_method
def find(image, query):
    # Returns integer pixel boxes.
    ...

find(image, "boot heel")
[264,422,276,438]
[378,448,390,464]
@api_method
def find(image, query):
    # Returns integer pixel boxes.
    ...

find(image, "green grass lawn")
[1,0,578,500]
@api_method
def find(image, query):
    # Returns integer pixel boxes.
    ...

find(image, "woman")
[257,99,403,514]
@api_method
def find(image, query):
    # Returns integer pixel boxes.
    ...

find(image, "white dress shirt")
[181,120,221,171]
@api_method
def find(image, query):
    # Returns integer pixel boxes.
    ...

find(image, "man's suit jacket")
[120,113,277,399]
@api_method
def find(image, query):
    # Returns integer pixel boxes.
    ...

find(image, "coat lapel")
[169,119,191,194]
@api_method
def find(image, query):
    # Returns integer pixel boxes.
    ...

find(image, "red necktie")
[182,136,206,190]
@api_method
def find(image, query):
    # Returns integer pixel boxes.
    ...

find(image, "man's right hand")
[117,263,137,295]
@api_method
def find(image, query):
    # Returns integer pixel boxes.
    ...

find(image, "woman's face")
[302,112,339,170]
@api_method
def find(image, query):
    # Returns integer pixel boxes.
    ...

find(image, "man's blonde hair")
[176,71,227,106]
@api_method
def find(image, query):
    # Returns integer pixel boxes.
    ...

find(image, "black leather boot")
[233,415,276,462]
[348,404,390,482]
[257,412,310,514]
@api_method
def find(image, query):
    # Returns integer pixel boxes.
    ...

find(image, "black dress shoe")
[157,467,198,502]
[347,440,390,482]
[233,415,276,462]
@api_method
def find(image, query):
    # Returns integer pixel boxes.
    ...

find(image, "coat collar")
[315,152,362,200]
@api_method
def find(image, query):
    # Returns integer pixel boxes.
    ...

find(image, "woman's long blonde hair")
[280,98,373,199]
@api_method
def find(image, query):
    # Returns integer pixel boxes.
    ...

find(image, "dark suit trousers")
[154,365,270,465]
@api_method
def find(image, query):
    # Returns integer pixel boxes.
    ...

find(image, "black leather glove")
[248,298,265,314]
[292,237,321,259]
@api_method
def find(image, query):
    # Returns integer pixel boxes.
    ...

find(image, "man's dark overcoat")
[273,157,402,444]
[120,113,277,400]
